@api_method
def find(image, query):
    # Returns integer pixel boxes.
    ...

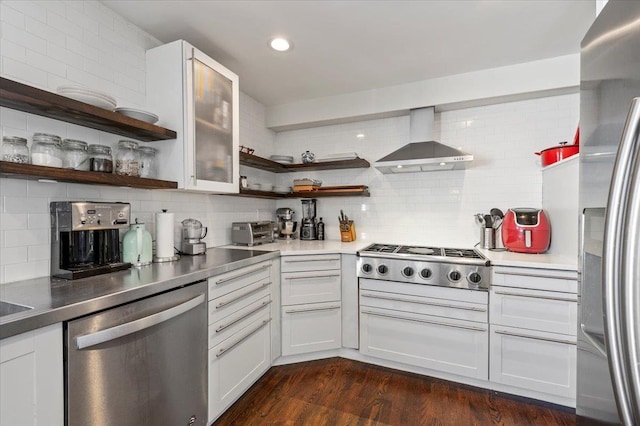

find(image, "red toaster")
[502,208,551,254]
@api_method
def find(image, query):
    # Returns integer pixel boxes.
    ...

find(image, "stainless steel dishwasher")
[65,281,207,426]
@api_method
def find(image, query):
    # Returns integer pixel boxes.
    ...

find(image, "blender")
[276,207,297,239]
[300,199,317,240]
[181,218,207,255]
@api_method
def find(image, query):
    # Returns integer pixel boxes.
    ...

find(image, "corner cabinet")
[147,40,240,193]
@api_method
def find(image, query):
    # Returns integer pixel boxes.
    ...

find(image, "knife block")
[340,221,356,242]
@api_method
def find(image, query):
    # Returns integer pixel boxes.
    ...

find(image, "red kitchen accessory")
[502,208,551,254]
[535,126,580,167]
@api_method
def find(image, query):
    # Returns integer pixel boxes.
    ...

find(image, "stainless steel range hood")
[374,108,473,173]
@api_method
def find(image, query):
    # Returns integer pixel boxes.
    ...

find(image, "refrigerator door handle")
[603,96,640,425]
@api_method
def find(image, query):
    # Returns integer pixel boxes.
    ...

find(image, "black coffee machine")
[51,201,131,279]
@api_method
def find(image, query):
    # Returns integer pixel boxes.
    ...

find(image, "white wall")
[0,1,276,284]
[272,93,579,247]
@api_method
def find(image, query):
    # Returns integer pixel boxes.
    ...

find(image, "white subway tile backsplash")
[2,56,48,88]
[3,0,46,23]
[26,48,67,77]
[0,246,27,265]
[4,259,48,282]
[4,228,48,247]
[1,179,28,197]
[27,213,50,229]
[27,244,49,261]
[0,213,28,230]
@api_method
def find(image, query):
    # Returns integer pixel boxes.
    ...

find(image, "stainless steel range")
[357,243,491,290]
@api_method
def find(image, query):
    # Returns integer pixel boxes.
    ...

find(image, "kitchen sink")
[0,300,33,317]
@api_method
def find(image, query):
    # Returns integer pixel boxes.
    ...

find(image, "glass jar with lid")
[138,146,157,178]
[31,133,63,167]
[62,139,89,170]
[2,136,30,163]
[88,144,113,173]
[115,140,140,176]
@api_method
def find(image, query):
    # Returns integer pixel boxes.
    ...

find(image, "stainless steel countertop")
[0,247,279,339]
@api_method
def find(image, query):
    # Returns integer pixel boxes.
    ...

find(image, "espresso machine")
[300,199,317,240]
[181,218,207,255]
[50,201,131,279]
[276,207,297,239]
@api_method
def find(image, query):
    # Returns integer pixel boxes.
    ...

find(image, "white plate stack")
[270,155,294,164]
[57,85,117,110]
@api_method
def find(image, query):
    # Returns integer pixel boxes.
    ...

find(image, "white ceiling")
[101,0,596,107]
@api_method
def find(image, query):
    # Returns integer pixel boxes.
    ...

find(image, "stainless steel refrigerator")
[577,1,640,424]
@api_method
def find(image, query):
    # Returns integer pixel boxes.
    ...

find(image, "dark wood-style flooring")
[214,357,579,425]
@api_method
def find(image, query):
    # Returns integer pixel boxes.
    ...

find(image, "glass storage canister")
[88,144,113,173]
[115,140,140,177]
[138,145,157,178]
[2,136,30,163]
[62,139,89,170]
[31,133,63,167]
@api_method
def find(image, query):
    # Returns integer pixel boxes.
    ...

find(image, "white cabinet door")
[208,313,271,423]
[0,324,63,426]
[360,307,488,380]
[490,325,576,400]
[147,39,239,193]
[281,301,342,356]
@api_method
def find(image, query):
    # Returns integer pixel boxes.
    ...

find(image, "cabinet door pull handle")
[360,292,486,312]
[215,281,270,308]
[216,300,271,333]
[216,318,271,358]
[285,273,341,280]
[494,329,576,345]
[494,271,576,281]
[493,291,576,303]
[215,264,270,285]
[360,309,486,332]
[284,305,341,314]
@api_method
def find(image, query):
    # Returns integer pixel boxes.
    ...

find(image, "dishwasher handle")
[76,293,206,350]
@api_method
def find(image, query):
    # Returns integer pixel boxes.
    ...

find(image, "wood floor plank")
[214,358,578,425]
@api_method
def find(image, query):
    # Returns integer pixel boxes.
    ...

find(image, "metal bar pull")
[360,309,486,332]
[76,294,205,349]
[603,97,640,425]
[493,290,576,303]
[494,329,576,346]
[215,281,270,309]
[215,264,270,285]
[216,318,271,358]
[216,300,271,333]
[284,305,341,314]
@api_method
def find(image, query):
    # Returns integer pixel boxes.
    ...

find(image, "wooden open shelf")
[0,77,177,142]
[0,161,178,190]
[237,187,370,199]
[240,152,370,173]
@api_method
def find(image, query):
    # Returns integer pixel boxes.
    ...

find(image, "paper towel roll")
[155,211,175,259]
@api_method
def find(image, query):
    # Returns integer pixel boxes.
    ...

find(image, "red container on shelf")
[502,208,551,254]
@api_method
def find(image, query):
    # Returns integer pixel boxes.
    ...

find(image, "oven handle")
[360,292,486,312]
[494,329,576,346]
[360,309,486,332]
[76,294,205,350]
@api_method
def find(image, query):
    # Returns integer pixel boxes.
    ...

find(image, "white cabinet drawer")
[208,262,271,300]
[208,279,270,325]
[360,306,488,380]
[209,295,271,349]
[360,289,487,323]
[492,268,578,293]
[281,270,341,305]
[208,313,271,423]
[280,254,341,273]
[490,287,577,335]
[490,325,576,400]
[281,301,342,356]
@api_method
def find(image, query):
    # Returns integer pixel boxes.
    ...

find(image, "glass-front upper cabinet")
[146,40,239,193]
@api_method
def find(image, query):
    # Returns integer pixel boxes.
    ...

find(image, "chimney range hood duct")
[374,107,473,174]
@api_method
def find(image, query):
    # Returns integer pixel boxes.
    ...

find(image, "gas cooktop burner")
[357,243,491,290]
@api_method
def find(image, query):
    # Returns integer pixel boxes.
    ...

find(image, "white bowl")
[261,183,274,192]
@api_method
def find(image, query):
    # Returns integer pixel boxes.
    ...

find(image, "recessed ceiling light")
[356,133,365,139]
[270,38,291,52]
